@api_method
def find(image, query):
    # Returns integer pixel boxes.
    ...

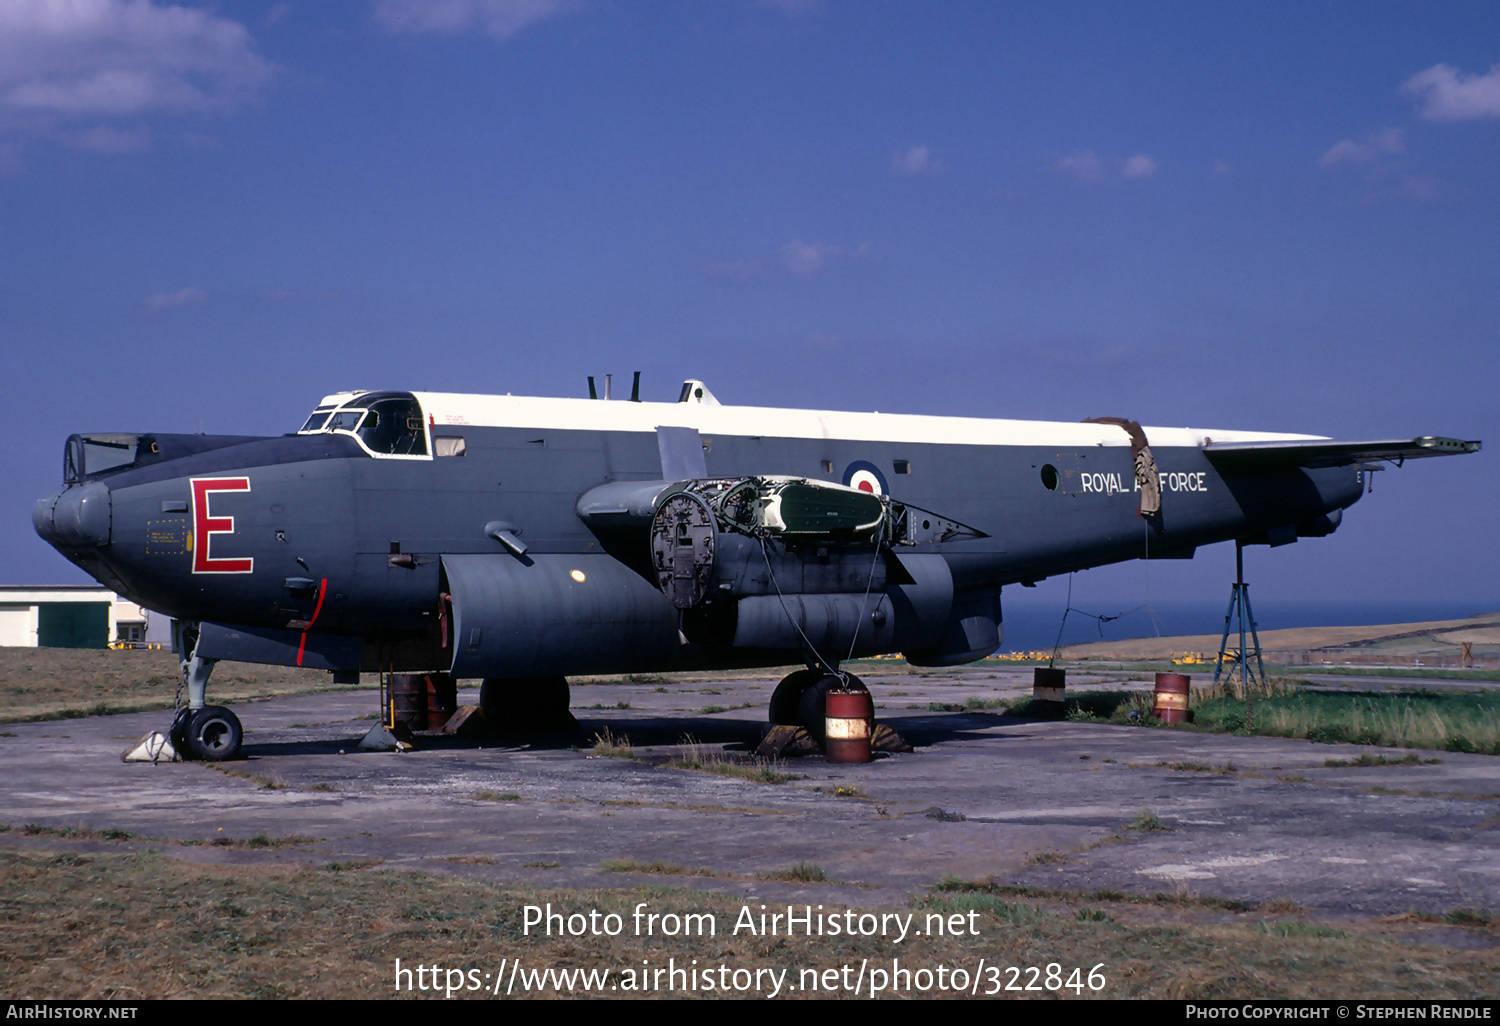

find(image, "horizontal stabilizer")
[1203,436,1480,469]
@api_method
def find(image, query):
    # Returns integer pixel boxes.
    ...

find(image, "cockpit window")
[65,434,139,483]
[357,397,428,455]
[327,411,365,432]
[298,391,428,457]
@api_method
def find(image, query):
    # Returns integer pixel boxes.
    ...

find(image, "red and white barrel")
[1033,666,1066,705]
[1153,673,1190,723]
[824,689,874,764]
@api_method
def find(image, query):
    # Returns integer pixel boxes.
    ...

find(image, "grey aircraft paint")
[33,381,1480,759]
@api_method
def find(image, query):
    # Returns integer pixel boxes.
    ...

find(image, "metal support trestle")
[1214,542,1266,693]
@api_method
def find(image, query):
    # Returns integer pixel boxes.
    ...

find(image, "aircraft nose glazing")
[34,481,112,549]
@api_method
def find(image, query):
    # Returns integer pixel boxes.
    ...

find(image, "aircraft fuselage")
[34,387,1371,678]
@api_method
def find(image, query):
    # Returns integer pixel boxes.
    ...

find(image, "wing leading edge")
[1203,435,1481,469]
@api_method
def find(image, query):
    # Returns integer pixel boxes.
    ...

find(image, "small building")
[0,587,163,649]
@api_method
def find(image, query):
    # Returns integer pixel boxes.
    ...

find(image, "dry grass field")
[0,647,360,723]
[0,843,1494,1000]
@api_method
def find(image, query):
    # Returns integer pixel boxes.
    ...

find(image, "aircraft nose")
[34,481,112,549]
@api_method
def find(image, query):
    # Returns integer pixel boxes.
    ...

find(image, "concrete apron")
[2,669,1496,926]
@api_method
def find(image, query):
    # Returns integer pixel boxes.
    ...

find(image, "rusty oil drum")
[391,673,428,730]
[824,688,874,764]
[1153,673,1191,723]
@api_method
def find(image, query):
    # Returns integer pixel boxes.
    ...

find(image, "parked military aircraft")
[34,378,1480,760]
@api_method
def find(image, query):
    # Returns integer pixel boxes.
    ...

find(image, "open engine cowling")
[573,475,999,665]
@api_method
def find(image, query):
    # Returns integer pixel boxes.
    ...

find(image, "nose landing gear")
[166,621,245,761]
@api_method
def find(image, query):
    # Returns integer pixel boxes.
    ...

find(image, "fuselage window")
[434,436,466,457]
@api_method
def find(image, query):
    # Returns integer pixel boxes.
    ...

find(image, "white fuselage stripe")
[312,391,1324,450]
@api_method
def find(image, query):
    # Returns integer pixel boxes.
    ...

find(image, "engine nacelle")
[442,553,683,678]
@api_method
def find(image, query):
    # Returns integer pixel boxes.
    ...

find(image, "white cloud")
[781,240,837,277]
[143,287,206,312]
[1052,150,1159,183]
[1120,153,1158,180]
[1401,63,1500,121]
[779,240,868,278]
[372,0,572,39]
[1317,127,1405,169]
[0,0,272,118]
[892,144,935,177]
[1053,150,1105,183]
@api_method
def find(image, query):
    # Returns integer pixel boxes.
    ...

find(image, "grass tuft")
[759,860,828,883]
[665,737,794,783]
[1324,753,1442,767]
[1446,908,1492,927]
[1127,809,1170,832]
[590,728,635,759]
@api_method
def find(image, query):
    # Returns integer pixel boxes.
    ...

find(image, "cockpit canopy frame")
[297,390,430,459]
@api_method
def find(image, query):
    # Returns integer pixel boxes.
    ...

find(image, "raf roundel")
[842,460,888,496]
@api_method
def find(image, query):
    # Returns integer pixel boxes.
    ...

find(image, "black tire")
[796,673,867,740]
[768,669,825,725]
[185,706,243,761]
[168,707,192,753]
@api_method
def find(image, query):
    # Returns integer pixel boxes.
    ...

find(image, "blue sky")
[4,1,1497,616]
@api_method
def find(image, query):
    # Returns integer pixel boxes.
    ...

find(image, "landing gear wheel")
[797,673,868,741]
[768,669,825,725]
[168,707,192,753]
[184,706,243,761]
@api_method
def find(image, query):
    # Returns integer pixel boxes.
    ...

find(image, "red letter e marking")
[191,477,254,574]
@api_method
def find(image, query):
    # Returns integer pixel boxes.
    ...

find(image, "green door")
[37,603,109,648]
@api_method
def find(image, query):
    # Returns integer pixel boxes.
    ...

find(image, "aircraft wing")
[1203,435,1481,469]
